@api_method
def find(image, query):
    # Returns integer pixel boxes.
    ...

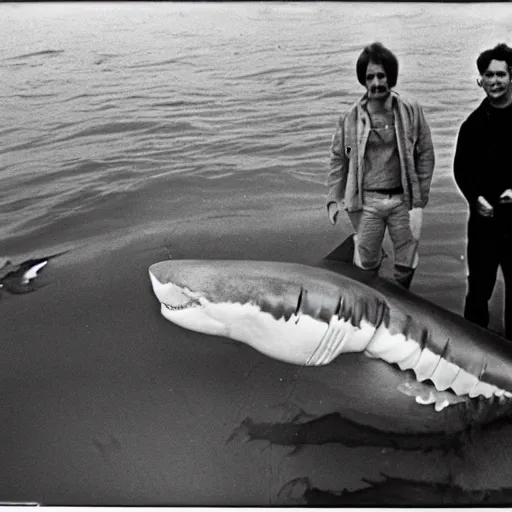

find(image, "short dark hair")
[476,43,512,75]
[356,42,399,88]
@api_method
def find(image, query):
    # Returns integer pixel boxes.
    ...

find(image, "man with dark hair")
[454,43,512,339]
[327,42,435,288]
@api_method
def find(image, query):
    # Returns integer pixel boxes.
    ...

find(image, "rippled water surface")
[1,2,512,304]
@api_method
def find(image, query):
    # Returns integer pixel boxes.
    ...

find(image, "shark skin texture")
[148,236,512,436]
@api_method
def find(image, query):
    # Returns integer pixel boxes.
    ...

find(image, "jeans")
[356,192,418,284]
[464,213,512,339]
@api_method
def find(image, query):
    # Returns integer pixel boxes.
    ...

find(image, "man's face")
[365,62,390,100]
[481,59,512,103]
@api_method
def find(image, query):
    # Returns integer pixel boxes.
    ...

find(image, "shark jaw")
[148,263,340,365]
[148,270,227,337]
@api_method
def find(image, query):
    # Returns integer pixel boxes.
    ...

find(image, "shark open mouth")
[148,270,203,312]
[163,300,201,311]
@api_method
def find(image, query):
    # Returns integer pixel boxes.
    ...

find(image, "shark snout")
[148,265,203,310]
[148,261,176,286]
[148,269,166,303]
[149,269,184,304]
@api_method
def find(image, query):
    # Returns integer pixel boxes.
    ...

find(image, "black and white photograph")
[2,1,512,506]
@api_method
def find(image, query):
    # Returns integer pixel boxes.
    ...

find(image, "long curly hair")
[356,42,399,88]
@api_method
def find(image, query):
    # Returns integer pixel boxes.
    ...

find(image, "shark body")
[148,238,512,432]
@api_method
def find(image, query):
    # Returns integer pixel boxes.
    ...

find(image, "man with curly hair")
[327,42,435,289]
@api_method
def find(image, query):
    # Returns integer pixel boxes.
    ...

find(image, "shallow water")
[2,1,512,505]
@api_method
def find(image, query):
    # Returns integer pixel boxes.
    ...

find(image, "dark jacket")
[454,99,512,210]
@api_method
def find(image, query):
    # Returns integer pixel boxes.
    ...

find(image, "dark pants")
[464,212,512,339]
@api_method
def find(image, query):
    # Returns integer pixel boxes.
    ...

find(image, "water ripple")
[0,2,509,244]
[4,49,64,60]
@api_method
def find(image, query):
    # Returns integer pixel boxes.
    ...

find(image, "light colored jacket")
[327,91,435,213]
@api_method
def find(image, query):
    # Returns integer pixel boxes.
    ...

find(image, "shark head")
[149,260,230,337]
[148,259,351,365]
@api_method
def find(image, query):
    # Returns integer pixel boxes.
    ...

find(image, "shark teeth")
[163,301,200,311]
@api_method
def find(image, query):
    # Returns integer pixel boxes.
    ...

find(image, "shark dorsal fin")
[323,235,355,264]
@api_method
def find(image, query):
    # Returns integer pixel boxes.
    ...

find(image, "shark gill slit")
[334,295,343,319]
[439,336,451,363]
[311,293,388,365]
[478,356,488,381]
[427,338,458,391]
[294,287,306,324]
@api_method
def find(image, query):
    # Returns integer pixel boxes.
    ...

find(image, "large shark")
[148,237,512,433]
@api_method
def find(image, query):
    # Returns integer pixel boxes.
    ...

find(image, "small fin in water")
[323,234,389,265]
[0,250,68,295]
[324,235,356,263]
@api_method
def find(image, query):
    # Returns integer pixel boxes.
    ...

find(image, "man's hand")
[500,189,512,203]
[476,196,494,218]
[328,202,339,225]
